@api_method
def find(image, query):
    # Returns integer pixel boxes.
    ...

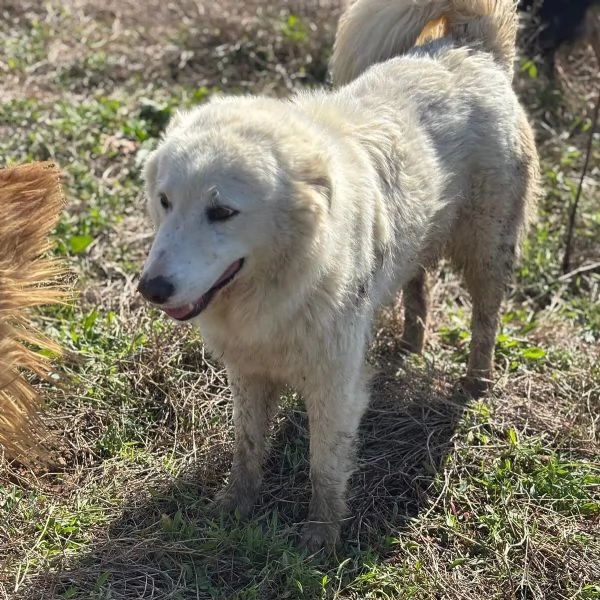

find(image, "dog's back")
[326,0,540,393]
[328,0,538,258]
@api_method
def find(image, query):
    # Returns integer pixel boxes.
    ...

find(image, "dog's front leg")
[301,368,370,551]
[215,371,281,517]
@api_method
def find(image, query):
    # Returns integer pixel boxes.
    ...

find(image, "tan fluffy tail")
[331,0,518,85]
[0,162,68,466]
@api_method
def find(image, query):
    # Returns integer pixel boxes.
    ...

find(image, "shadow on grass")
[21,353,469,599]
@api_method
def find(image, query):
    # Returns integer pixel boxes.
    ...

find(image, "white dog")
[138,0,539,550]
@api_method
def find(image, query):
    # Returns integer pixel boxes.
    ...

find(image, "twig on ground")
[557,261,600,282]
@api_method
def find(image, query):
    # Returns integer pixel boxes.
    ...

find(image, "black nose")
[137,274,175,304]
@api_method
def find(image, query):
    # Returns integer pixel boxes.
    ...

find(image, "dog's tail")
[330,0,518,85]
[0,162,69,466]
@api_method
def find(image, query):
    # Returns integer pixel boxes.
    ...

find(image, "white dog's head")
[138,99,331,323]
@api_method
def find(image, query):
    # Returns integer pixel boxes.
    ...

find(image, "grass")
[1,1,599,599]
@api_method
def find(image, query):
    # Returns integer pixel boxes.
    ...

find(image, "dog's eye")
[159,193,171,211]
[206,205,238,222]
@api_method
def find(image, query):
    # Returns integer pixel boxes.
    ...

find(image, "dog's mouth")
[162,258,244,321]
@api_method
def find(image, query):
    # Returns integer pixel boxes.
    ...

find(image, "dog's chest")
[199,321,311,383]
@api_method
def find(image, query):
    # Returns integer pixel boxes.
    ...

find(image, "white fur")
[331,0,519,84]
[139,0,538,549]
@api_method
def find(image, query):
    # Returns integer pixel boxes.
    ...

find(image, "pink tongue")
[163,303,198,319]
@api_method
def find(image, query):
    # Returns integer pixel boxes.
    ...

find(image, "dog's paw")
[300,521,338,554]
[214,484,257,518]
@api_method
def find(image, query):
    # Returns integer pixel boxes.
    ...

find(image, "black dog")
[518,0,599,71]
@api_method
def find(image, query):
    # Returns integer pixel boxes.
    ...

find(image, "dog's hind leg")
[301,357,370,551]
[215,372,281,517]
[460,188,531,396]
[455,121,538,397]
[400,267,430,354]
[455,192,517,397]
[462,265,507,397]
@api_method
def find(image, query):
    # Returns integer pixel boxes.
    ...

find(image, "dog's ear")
[306,171,332,210]
[143,150,162,225]
[294,153,333,213]
[143,150,159,193]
